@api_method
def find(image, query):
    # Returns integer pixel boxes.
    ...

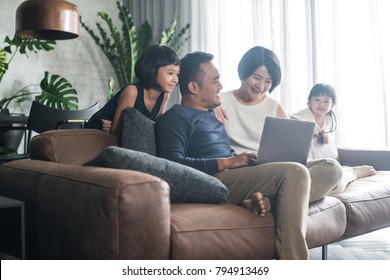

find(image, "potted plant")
[1,35,79,112]
[80,0,190,98]
[0,35,78,155]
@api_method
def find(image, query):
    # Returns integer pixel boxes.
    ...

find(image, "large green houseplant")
[81,0,190,98]
[0,35,78,112]
[0,35,79,156]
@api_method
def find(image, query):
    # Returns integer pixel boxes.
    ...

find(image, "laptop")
[254,117,315,165]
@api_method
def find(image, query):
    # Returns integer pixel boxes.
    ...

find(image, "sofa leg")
[322,245,328,260]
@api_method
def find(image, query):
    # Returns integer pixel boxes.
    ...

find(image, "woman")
[221,46,343,202]
[221,46,288,154]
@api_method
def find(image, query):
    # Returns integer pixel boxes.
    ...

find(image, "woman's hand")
[213,105,229,123]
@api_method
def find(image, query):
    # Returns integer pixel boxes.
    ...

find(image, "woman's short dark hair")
[237,46,281,93]
[135,44,180,89]
[179,51,214,96]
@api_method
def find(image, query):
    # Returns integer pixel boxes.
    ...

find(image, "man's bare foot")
[352,165,376,179]
[241,192,271,217]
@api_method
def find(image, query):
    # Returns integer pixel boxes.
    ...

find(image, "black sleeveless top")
[85,83,164,130]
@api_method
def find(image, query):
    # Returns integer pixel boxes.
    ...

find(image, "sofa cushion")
[170,203,275,259]
[306,196,346,249]
[83,146,229,203]
[331,171,390,238]
[121,107,156,156]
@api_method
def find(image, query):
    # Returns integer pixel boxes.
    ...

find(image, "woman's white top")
[221,90,280,154]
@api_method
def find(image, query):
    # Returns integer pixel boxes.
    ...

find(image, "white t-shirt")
[291,107,339,160]
[220,90,280,154]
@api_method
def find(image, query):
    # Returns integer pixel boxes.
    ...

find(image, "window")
[128,0,390,148]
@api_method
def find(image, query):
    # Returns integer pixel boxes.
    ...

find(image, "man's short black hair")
[179,51,214,96]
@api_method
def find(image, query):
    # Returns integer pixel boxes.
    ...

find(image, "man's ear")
[188,82,198,94]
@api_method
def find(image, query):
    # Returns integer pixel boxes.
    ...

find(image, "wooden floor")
[309,227,390,260]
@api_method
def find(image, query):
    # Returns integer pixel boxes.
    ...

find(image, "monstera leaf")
[1,35,59,110]
[0,72,78,111]
[3,35,55,55]
[35,71,78,110]
[0,35,55,84]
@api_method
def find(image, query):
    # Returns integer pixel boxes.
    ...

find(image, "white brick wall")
[0,0,120,113]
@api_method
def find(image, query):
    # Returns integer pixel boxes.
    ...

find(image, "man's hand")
[213,105,229,123]
[218,151,257,171]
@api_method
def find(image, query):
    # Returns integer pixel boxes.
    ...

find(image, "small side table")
[0,196,25,259]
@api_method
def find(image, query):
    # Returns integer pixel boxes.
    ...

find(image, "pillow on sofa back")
[83,146,229,203]
[121,107,156,156]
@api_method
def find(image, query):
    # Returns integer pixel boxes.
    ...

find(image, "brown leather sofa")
[0,129,389,259]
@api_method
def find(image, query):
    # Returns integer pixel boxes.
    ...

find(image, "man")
[155,51,311,260]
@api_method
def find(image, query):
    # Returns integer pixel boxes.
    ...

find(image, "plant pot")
[0,109,25,154]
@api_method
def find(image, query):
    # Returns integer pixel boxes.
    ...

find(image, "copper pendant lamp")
[15,0,80,40]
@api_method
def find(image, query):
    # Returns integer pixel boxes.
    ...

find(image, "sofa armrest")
[337,148,390,170]
[29,129,118,165]
[0,159,171,260]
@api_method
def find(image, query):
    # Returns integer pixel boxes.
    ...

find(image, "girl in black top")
[85,44,180,136]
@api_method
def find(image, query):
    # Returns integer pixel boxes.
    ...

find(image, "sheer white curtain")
[313,0,390,148]
[126,0,390,148]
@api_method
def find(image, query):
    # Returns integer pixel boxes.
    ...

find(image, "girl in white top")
[291,83,376,194]
[221,46,343,202]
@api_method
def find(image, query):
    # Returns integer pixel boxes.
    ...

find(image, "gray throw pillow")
[83,146,229,203]
[121,107,156,156]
